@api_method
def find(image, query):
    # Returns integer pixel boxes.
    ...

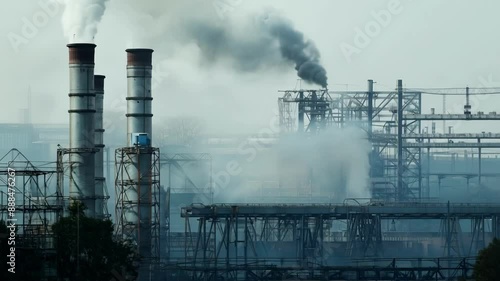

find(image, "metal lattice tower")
[115,147,161,261]
[0,149,62,278]
[331,81,423,201]
[278,89,336,134]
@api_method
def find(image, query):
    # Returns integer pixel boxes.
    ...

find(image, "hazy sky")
[2,0,500,134]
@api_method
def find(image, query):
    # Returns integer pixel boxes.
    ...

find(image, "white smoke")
[279,127,371,200]
[61,0,109,42]
[218,126,372,203]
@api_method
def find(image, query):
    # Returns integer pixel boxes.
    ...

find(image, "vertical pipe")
[427,147,430,198]
[418,92,422,200]
[310,91,318,132]
[106,147,111,190]
[464,87,471,116]
[244,216,248,277]
[94,75,106,219]
[68,43,96,217]
[125,49,154,277]
[367,80,374,138]
[397,80,403,201]
[340,93,344,128]
[418,147,422,200]
[478,138,482,184]
[368,80,374,182]
[298,91,304,132]
[442,95,446,133]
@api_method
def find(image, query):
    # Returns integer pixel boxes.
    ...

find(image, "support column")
[478,138,482,184]
[397,80,404,201]
[367,79,374,138]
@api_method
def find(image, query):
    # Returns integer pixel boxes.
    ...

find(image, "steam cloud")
[61,0,109,42]
[182,12,328,88]
[218,127,370,203]
[277,127,370,200]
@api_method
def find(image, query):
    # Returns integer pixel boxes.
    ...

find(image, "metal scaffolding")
[278,89,337,133]
[167,257,476,281]
[282,82,500,202]
[56,147,110,217]
[331,83,422,201]
[160,153,213,262]
[0,148,62,278]
[161,153,213,203]
[115,146,161,261]
[175,203,500,280]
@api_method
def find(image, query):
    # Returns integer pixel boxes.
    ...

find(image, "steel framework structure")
[160,153,213,261]
[115,146,161,261]
[278,89,337,134]
[0,148,62,278]
[175,203,500,280]
[56,147,110,217]
[330,82,422,201]
[161,153,213,202]
[278,81,424,201]
[279,82,500,202]
[167,257,476,281]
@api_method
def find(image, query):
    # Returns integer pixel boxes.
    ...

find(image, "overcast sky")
[2,0,500,134]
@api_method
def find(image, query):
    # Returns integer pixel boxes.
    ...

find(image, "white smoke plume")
[218,126,371,203]
[61,0,109,42]
[277,127,371,201]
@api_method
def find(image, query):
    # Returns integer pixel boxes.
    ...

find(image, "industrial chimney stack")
[94,75,106,218]
[126,48,154,144]
[67,43,97,217]
[126,48,154,264]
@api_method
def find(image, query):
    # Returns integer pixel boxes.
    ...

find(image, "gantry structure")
[174,202,500,280]
[160,152,213,261]
[278,81,500,201]
[0,148,62,278]
[115,146,162,262]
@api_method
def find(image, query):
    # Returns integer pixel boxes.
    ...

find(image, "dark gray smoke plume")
[182,12,328,88]
[267,17,328,88]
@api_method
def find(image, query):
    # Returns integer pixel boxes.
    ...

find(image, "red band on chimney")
[68,43,96,64]
[126,48,154,66]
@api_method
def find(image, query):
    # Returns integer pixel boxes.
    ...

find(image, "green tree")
[52,201,139,280]
[474,238,500,281]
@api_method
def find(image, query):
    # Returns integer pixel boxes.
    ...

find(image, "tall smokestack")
[94,75,106,218]
[126,49,154,142]
[67,43,97,217]
[125,48,154,266]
